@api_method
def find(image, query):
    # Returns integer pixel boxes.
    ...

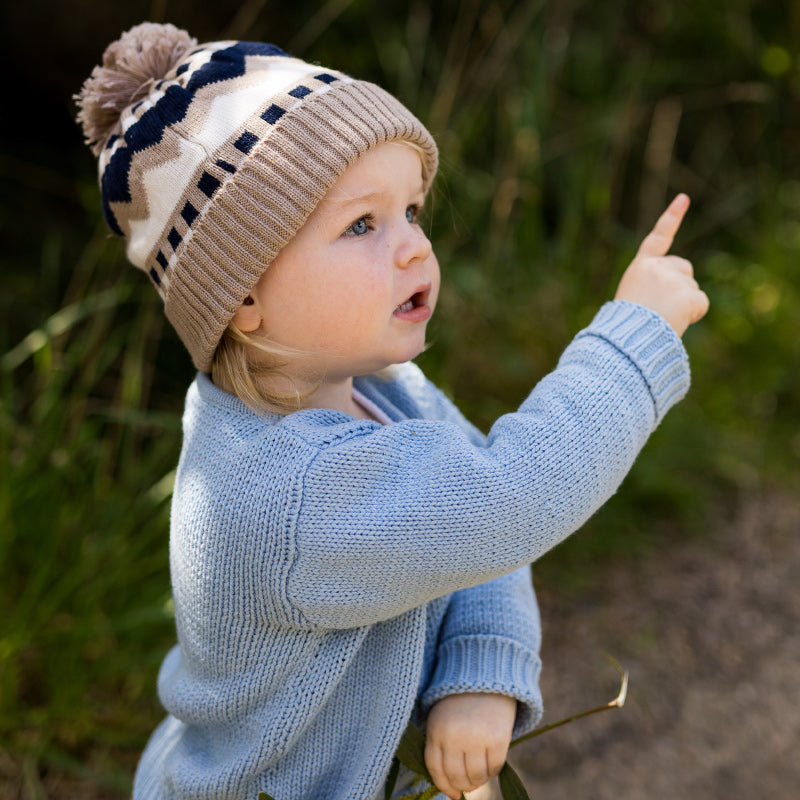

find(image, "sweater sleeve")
[286,301,689,628]
[420,566,543,739]
[401,362,545,737]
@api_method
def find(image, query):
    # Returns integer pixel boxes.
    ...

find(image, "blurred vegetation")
[1,0,798,795]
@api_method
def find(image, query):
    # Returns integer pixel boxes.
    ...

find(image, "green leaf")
[257,793,278,800]
[384,756,401,800]
[392,788,435,800]
[498,763,530,800]
[394,720,433,783]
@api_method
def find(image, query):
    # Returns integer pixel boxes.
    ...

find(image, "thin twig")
[510,654,629,748]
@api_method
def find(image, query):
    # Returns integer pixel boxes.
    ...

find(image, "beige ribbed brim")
[164,80,438,372]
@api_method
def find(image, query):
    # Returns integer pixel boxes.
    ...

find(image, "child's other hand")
[614,194,709,337]
[424,692,517,800]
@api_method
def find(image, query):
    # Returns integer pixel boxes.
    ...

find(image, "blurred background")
[1,1,798,797]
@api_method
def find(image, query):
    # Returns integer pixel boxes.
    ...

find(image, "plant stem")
[511,654,628,748]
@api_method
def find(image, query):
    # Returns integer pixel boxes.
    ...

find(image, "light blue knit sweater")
[133,300,690,800]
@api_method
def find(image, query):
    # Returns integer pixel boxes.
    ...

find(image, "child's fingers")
[463,748,489,789]
[667,256,694,277]
[441,750,471,794]
[424,743,460,800]
[486,741,509,778]
[636,193,690,259]
[690,287,711,324]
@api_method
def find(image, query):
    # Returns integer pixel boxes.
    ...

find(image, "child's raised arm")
[614,194,709,336]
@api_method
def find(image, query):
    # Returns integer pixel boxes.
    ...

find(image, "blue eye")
[349,218,369,236]
[406,206,418,224]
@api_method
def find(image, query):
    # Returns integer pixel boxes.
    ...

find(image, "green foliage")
[497,764,530,800]
[1,0,798,794]
[0,217,186,790]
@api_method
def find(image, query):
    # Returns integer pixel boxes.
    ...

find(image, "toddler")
[76,22,709,800]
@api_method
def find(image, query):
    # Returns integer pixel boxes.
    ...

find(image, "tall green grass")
[2,0,798,794]
[1,225,186,792]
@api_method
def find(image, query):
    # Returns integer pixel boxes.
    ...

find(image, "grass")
[1,0,798,795]
[0,229,182,793]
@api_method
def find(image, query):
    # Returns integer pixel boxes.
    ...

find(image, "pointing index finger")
[636,193,690,259]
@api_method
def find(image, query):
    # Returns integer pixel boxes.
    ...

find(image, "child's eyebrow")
[326,191,385,210]
[325,183,426,212]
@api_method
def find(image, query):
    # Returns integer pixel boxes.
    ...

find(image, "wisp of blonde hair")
[211,324,319,415]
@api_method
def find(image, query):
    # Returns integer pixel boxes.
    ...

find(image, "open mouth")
[394,284,431,315]
[393,284,433,323]
[395,296,420,314]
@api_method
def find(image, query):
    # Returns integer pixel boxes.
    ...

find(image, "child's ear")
[232,296,262,333]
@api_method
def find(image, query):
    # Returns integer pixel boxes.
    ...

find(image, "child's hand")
[614,194,709,336]
[424,692,517,800]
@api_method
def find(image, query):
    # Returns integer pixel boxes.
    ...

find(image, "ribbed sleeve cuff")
[420,635,544,739]
[575,300,690,424]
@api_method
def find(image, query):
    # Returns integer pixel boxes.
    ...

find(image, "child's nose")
[395,224,433,268]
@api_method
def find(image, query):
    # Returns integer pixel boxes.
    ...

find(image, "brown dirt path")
[505,488,800,799]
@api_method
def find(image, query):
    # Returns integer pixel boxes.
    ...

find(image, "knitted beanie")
[75,22,438,372]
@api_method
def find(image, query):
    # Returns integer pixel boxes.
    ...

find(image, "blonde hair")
[211,138,431,415]
[211,324,318,415]
[395,138,426,159]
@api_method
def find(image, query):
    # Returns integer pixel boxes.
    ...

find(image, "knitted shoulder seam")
[260,431,329,630]
[283,419,381,450]
[278,438,345,629]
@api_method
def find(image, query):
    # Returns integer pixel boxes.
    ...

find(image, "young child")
[76,22,709,800]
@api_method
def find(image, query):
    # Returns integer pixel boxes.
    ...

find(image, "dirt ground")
[493,486,800,800]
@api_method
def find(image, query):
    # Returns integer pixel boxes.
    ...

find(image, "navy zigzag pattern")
[101,42,288,235]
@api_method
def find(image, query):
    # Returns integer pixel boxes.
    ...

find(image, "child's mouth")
[396,299,416,313]
[393,285,433,321]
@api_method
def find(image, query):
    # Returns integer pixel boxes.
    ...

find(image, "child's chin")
[393,345,427,366]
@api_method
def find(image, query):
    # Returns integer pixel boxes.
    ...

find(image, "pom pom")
[75,22,198,155]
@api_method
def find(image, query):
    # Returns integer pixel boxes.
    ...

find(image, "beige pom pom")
[75,22,198,156]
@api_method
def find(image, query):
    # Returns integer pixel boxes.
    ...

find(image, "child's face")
[246,142,440,381]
